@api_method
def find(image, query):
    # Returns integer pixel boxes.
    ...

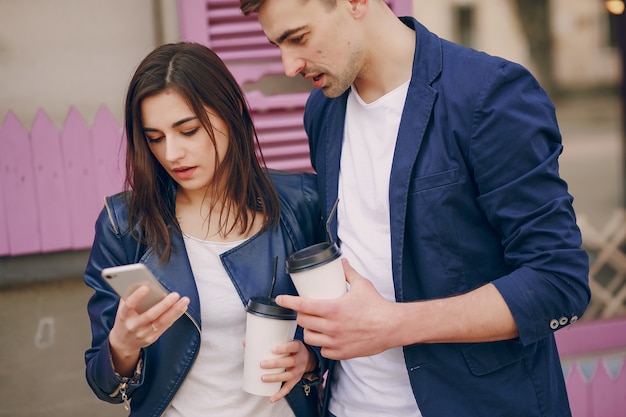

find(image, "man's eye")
[290,35,304,44]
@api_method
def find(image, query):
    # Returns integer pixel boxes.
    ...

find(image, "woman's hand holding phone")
[102,265,191,376]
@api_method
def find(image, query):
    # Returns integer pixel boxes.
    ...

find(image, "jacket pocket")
[462,339,540,376]
[408,168,460,194]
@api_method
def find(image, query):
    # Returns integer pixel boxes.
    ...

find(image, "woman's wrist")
[109,335,141,377]
[303,345,318,373]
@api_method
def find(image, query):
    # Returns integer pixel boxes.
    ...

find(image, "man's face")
[257,0,365,98]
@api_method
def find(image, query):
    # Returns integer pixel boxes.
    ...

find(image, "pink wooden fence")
[556,315,626,416]
[0,106,125,257]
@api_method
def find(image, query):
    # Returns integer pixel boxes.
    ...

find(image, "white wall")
[0,0,179,129]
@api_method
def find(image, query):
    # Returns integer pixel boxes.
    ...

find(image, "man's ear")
[347,0,368,18]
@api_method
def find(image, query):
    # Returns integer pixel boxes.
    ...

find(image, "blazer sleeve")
[468,61,590,345]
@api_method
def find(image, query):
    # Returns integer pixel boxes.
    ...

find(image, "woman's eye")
[146,135,163,143]
[182,128,199,137]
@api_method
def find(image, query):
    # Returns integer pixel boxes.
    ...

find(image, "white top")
[329,81,422,417]
[163,234,295,417]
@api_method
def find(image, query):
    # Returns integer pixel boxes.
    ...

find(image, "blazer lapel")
[389,82,436,300]
[389,18,441,300]
[322,92,349,241]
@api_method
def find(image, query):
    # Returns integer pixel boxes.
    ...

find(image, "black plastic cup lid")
[246,297,296,320]
[286,242,341,273]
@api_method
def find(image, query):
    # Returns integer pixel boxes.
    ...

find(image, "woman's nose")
[164,136,185,162]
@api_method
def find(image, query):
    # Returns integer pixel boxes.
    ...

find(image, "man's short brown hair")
[240,0,265,15]
[240,0,337,15]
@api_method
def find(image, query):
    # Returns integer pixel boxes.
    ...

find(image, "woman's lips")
[172,166,196,180]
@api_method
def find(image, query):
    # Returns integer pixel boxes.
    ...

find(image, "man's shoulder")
[100,191,132,236]
[439,38,528,81]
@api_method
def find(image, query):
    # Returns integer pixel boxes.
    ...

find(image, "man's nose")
[281,51,305,78]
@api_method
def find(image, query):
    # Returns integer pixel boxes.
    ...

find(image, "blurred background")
[0,0,624,416]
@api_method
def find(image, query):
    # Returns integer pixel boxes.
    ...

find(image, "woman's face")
[141,89,229,196]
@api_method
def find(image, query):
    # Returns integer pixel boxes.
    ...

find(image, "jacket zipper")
[110,380,131,411]
[103,196,119,235]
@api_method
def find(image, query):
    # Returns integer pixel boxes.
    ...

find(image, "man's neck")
[353,12,415,103]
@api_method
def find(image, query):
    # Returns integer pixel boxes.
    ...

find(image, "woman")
[83,42,323,417]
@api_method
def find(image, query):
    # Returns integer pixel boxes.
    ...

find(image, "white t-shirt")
[163,234,295,417]
[329,82,422,417]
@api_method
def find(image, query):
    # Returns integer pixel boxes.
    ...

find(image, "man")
[240,0,590,416]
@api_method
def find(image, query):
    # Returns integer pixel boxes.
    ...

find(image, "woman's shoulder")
[100,190,132,236]
[267,169,317,200]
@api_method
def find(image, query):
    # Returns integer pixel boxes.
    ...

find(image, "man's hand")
[276,259,398,360]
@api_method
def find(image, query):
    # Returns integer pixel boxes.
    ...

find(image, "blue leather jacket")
[84,170,324,417]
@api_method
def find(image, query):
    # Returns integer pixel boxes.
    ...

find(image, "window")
[607,9,620,47]
[455,5,476,47]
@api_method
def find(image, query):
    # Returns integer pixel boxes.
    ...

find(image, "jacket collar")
[139,178,296,329]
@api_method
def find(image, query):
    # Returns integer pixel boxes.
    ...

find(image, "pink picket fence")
[0,107,125,257]
[556,315,626,416]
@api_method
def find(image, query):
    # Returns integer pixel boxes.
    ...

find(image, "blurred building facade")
[413,0,621,91]
[0,0,621,130]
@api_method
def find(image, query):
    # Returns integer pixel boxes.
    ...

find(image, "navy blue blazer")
[305,17,590,417]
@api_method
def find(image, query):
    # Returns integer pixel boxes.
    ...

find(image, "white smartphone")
[101,263,168,314]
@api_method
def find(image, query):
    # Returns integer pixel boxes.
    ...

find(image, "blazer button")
[570,315,578,324]
[550,319,559,329]
[559,316,568,326]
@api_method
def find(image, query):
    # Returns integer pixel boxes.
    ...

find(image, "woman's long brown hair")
[123,42,280,263]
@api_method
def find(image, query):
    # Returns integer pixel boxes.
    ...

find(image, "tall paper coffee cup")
[243,297,297,396]
[286,242,346,299]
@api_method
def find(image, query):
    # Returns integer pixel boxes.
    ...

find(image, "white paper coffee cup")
[242,297,297,396]
[286,242,346,299]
